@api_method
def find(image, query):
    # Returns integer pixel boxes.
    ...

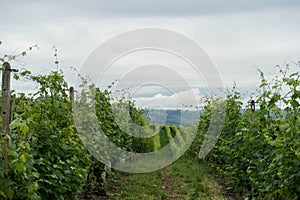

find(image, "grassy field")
[103,156,238,200]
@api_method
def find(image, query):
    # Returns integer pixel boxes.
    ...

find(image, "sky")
[1,0,300,109]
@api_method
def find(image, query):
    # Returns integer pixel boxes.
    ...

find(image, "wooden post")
[10,94,16,123]
[250,100,255,113]
[1,62,11,176]
[69,86,74,109]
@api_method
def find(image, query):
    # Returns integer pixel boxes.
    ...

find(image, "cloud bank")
[134,88,202,109]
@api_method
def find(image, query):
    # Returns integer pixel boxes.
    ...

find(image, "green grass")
[106,170,165,199]
[105,156,235,200]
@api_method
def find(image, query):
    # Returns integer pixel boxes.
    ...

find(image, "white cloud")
[133,88,202,109]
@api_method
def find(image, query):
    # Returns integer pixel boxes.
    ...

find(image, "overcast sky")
[1,0,300,108]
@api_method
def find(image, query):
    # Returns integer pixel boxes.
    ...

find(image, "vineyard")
[0,48,299,199]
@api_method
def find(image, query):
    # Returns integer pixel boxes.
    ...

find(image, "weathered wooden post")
[1,62,11,176]
[250,100,255,113]
[69,86,74,109]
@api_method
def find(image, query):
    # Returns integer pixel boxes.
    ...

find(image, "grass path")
[102,156,237,200]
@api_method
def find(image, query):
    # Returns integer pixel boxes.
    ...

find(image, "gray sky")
[1,0,300,108]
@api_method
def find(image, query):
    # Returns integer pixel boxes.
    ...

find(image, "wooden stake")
[69,86,74,109]
[1,62,11,176]
[250,100,255,113]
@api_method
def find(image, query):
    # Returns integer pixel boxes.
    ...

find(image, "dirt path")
[161,169,180,200]
[80,156,239,199]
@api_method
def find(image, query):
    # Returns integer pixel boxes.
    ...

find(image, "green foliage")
[93,87,154,153]
[0,118,39,199]
[188,97,213,157]
[0,69,91,199]
[198,65,300,199]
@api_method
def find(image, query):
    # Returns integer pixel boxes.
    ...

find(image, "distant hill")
[143,109,203,126]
